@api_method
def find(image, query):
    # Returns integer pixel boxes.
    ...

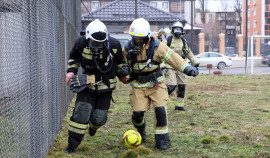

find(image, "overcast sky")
[195,0,237,12]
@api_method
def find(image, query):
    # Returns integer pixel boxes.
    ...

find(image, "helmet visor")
[173,27,183,37]
[173,27,182,33]
[131,36,148,49]
[89,39,104,48]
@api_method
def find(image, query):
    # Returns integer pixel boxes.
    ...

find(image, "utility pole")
[180,0,182,17]
[135,0,138,19]
[245,0,248,74]
[190,0,194,51]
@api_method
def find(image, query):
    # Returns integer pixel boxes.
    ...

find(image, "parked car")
[261,55,270,67]
[226,53,246,58]
[195,52,232,70]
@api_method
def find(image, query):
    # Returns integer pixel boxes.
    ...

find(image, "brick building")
[243,0,263,37]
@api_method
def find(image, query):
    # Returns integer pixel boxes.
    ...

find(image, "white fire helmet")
[85,19,108,48]
[129,18,151,49]
[171,21,184,37]
[129,18,151,38]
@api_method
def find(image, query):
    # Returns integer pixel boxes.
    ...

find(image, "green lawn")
[47,74,270,158]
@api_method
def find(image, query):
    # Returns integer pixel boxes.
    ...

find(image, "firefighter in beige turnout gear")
[121,18,199,150]
[157,29,167,42]
[165,21,199,111]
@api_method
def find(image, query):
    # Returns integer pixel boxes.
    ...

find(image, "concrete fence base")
[231,58,263,67]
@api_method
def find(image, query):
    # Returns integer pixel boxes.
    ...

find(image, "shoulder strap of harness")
[146,38,160,63]
[180,37,187,50]
[166,36,173,47]
[105,35,112,54]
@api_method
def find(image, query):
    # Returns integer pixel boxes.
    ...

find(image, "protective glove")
[193,63,200,70]
[70,84,88,93]
[70,75,95,87]
[69,75,95,93]
[118,76,128,84]
[183,66,199,77]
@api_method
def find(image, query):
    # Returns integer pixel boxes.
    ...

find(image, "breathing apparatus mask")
[87,40,102,58]
[173,27,184,38]
[88,31,107,56]
[159,34,166,41]
[131,36,149,51]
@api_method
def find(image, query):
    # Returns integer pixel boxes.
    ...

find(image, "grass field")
[47,74,270,158]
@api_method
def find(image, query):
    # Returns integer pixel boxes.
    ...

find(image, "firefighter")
[165,21,200,111]
[121,18,199,150]
[64,19,128,153]
[157,29,167,42]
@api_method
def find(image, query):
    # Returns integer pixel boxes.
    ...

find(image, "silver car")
[195,52,232,70]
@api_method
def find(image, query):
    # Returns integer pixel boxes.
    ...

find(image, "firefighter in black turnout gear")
[64,19,127,153]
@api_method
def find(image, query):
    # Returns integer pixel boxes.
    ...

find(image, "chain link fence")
[0,0,81,157]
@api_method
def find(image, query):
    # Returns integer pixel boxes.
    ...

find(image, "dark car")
[261,55,270,67]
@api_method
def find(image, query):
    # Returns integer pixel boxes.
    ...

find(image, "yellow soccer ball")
[123,130,142,149]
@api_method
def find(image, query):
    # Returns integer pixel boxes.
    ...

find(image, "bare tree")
[197,0,207,23]
[234,0,242,34]
[220,0,229,12]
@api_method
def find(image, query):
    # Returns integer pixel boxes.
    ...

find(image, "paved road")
[199,65,270,75]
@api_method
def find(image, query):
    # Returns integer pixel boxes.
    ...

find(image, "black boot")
[64,144,75,153]
[89,127,97,136]
[132,111,147,142]
[175,106,186,111]
[138,127,147,142]
[65,131,83,153]
[155,133,171,150]
[135,122,147,142]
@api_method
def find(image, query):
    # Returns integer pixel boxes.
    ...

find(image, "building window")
[209,14,212,18]
[248,21,250,29]
[254,8,256,15]
[150,2,157,8]
[162,2,169,9]
[253,20,256,28]
[248,0,250,6]
[253,31,257,35]
[91,1,100,11]
[248,9,250,17]
[267,18,270,24]
[253,0,256,5]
